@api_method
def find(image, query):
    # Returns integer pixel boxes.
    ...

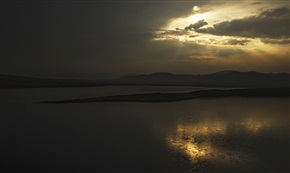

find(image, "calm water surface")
[1,87,289,172]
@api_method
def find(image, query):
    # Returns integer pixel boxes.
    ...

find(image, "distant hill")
[115,70,290,88]
[1,70,289,88]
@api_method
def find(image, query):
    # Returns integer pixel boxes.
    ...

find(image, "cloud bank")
[197,7,289,38]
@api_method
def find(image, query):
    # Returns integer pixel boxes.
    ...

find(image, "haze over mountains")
[1,70,289,88]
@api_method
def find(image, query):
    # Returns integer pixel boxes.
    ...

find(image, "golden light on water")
[166,116,277,166]
[167,135,214,163]
[167,120,229,164]
[176,120,226,136]
[241,118,272,133]
[184,142,211,159]
[167,120,226,164]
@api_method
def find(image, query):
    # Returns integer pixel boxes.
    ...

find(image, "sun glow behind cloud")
[155,4,259,43]
[166,13,208,30]
[163,2,275,31]
[151,1,289,73]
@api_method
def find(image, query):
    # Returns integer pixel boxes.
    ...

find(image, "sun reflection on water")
[166,116,276,168]
[176,120,226,136]
[241,118,272,133]
[167,120,225,164]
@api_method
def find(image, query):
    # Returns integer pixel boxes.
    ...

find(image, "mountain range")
[1,70,289,88]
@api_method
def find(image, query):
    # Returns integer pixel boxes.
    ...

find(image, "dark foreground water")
[1,87,290,172]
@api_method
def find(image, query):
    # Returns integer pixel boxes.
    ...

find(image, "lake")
[1,86,289,172]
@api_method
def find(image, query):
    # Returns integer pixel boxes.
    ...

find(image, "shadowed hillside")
[1,70,289,88]
[114,70,290,88]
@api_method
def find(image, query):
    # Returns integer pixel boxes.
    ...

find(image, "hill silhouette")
[117,70,290,88]
[1,70,289,88]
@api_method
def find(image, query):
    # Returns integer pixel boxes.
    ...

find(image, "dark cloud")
[155,20,208,39]
[189,57,215,61]
[154,29,188,37]
[261,39,290,44]
[189,35,199,38]
[226,39,250,45]
[251,2,263,5]
[216,48,246,58]
[197,7,290,38]
[185,20,208,30]
[200,38,250,46]
[259,7,289,18]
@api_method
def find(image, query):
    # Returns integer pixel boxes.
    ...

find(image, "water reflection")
[241,117,272,133]
[3,88,289,173]
[166,115,279,170]
[176,120,226,135]
[168,137,214,163]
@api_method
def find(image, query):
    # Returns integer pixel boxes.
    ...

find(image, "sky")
[1,0,290,76]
